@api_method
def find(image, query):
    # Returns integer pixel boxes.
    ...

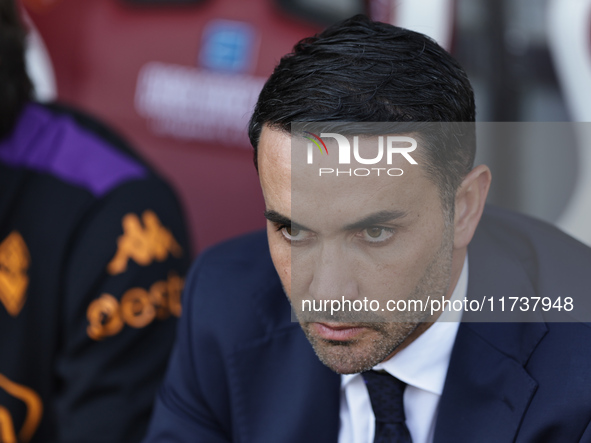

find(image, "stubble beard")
[299,224,455,375]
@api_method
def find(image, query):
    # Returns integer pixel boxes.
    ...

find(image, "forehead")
[258,126,442,229]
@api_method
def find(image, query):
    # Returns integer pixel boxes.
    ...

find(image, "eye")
[279,225,310,243]
[360,227,394,243]
[285,226,300,237]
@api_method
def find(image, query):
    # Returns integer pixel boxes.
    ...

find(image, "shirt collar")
[342,254,469,396]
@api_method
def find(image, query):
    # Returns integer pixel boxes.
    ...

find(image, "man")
[144,15,591,442]
[0,1,191,441]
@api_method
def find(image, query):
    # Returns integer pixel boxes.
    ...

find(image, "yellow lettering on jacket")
[87,272,184,340]
[0,405,17,443]
[107,211,182,275]
[86,294,125,341]
[0,374,43,443]
[0,231,30,317]
[121,288,156,328]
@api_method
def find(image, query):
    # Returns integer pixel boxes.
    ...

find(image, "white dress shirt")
[338,256,468,443]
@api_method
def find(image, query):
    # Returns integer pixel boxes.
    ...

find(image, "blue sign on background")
[199,20,257,73]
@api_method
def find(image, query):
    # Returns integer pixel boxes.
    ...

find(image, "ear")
[453,164,492,249]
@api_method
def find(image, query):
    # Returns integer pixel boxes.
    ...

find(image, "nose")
[307,242,359,302]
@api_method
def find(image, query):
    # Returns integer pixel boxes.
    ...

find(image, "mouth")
[310,322,367,341]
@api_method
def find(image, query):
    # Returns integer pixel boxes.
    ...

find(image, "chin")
[301,320,420,374]
[304,330,392,374]
[314,341,386,374]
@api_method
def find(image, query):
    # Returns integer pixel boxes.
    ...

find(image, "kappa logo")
[107,210,183,275]
[0,373,43,443]
[0,232,30,317]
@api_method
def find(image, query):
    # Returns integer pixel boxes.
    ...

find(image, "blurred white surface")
[24,12,57,102]
[547,0,591,245]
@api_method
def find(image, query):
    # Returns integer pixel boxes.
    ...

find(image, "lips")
[311,322,366,341]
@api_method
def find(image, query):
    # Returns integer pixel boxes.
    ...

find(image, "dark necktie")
[361,370,413,443]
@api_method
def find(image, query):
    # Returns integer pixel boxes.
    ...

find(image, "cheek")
[357,226,446,300]
[267,228,292,296]
[355,259,415,303]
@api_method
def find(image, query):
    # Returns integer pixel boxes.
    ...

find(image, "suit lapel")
[434,323,543,443]
[434,213,548,442]
[228,325,340,443]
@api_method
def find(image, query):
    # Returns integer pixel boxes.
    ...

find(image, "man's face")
[258,126,457,374]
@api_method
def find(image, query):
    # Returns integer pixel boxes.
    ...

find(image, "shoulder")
[472,205,591,322]
[0,101,187,251]
[478,205,591,264]
[446,208,591,439]
[183,230,293,345]
[0,102,153,197]
[194,229,272,269]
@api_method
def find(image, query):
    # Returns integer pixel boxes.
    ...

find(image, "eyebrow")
[265,209,407,232]
[264,210,290,225]
[263,210,312,231]
[343,210,408,231]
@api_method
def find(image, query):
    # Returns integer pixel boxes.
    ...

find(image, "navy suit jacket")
[144,206,591,442]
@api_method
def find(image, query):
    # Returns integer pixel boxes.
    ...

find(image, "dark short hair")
[0,0,32,139]
[248,14,476,209]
